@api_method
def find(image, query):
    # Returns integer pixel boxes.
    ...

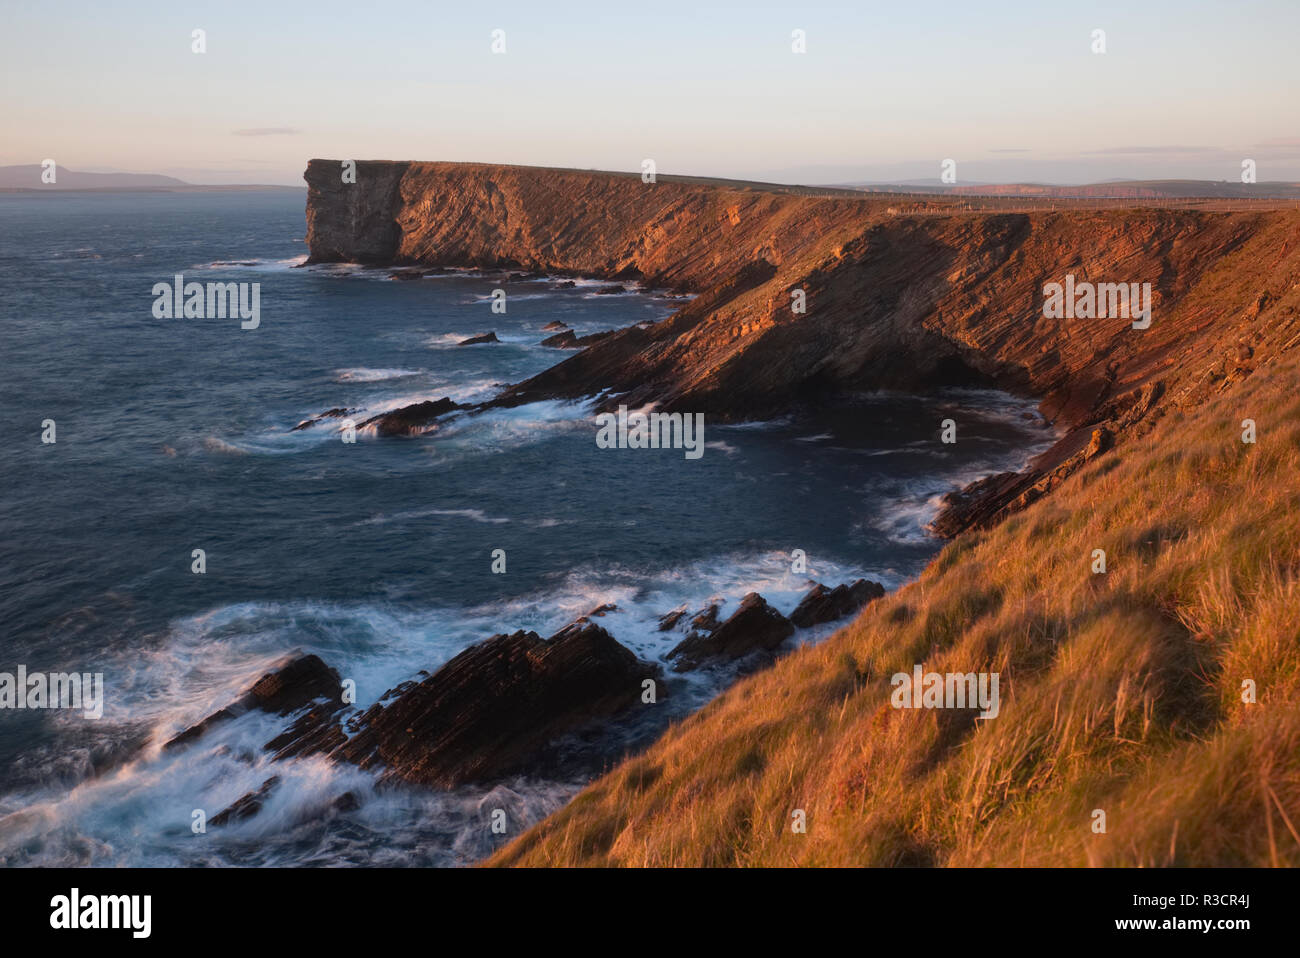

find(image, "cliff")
[303,160,1300,866]
[305,159,1300,533]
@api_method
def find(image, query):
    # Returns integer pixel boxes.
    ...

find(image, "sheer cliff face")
[305,161,409,263]
[304,158,1300,475]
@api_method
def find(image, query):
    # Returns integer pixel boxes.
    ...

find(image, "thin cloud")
[989,149,1030,154]
[1083,146,1212,155]
[233,127,301,137]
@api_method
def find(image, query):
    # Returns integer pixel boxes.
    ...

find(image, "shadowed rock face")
[539,329,616,349]
[669,592,795,671]
[304,160,1300,533]
[303,161,407,263]
[789,580,886,628]
[333,622,661,787]
[163,624,664,791]
[355,397,464,437]
[164,654,343,751]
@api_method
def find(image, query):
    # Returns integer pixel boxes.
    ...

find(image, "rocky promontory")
[304,160,1300,533]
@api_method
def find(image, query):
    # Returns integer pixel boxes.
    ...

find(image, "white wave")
[202,436,250,456]
[0,542,888,867]
[359,507,510,526]
[192,255,308,272]
[333,368,423,383]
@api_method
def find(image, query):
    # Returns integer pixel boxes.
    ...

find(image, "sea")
[0,190,1054,865]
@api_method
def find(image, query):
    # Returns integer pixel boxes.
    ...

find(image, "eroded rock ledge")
[305,159,1300,534]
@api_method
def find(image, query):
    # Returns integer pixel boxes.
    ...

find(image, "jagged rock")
[355,397,463,437]
[689,604,720,633]
[212,776,281,826]
[593,285,626,295]
[573,330,616,347]
[541,321,570,331]
[669,593,794,670]
[164,654,342,752]
[552,280,576,289]
[790,580,885,628]
[657,607,689,631]
[540,328,616,349]
[458,331,499,345]
[176,621,665,807]
[331,622,662,787]
[290,407,353,432]
[541,330,578,348]
[265,698,349,760]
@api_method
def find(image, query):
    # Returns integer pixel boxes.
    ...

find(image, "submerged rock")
[789,579,885,628]
[211,776,281,826]
[290,407,353,432]
[355,397,464,437]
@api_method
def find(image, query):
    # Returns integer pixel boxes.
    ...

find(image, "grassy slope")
[492,341,1300,866]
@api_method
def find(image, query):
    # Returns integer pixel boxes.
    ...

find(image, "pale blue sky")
[2,0,1297,184]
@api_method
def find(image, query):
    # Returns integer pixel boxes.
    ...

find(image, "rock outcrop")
[539,329,616,349]
[355,397,464,437]
[290,407,353,432]
[669,592,795,670]
[165,623,664,791]
[164,654,343,752]
[333,622,661,787]
[789,579,886,628]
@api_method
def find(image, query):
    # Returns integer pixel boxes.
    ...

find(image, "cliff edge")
[304,159,1300,533]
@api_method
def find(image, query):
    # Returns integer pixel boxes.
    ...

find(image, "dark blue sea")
[0,190,1053,865]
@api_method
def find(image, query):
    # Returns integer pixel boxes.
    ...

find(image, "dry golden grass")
[490,347,1300,867]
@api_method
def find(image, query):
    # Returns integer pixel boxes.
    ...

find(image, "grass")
[490,347,1300,867]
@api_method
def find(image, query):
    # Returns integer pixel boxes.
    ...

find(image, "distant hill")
[0,165,190,189]
[0,164,302,192]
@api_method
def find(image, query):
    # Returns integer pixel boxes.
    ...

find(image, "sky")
[2,0,1298,186]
